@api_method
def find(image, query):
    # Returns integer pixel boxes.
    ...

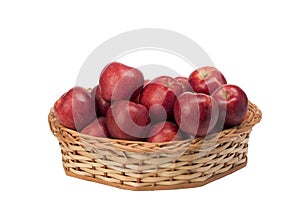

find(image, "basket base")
[64,159,247,191]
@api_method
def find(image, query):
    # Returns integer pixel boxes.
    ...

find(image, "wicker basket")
[48,102,261,191]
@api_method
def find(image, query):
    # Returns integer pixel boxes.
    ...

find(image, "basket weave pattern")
[48,102,261,190]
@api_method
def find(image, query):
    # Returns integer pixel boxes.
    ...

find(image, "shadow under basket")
[48,102,262,191]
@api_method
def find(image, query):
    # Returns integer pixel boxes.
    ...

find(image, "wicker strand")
[48,101,262,190]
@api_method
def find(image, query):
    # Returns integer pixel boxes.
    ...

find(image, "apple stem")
[200,71,210,79]
[222,91,230,99]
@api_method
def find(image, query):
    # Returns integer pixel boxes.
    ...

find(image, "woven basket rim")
[48,101,261,153]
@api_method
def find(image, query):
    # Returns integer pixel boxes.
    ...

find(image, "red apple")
[175,76,193,92]
[99,62,144,102]
[106,100,151,141]
[212,84,248,128]
[53,86,96,131]
[140,76,183,122]
[173,92,219,137]
[188,66,227,95]
[147,121,183,143]
[91,85,111,117]
[81,117,110,138]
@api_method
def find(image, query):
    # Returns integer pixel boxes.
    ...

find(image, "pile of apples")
[53,62,248,143]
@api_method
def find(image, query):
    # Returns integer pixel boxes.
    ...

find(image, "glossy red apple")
[173,92,219,137]
[106,100,151,141]
[189,66,227,95]
[140,76,183,122]
[81,117,110,138]
[147,121,183,143]
[212,84,248,128]
[99,62,144,102]
[53,86,95,131]
[91,85,111,117]
[175,76,193,92]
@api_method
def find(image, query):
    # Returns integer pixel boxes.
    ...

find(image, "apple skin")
[175,77,193,92]
[144,79,150,85]
[131,80,151,104]
[147,121,183,143]
[140,76,183,122]
[81,117,110,138]
[173,92,219,137]
[106,100,151,141]
[91,85,111,117]
[99,62,144,102]
[212,84,248,128]
[188,66,227,95]
[53,87,96,131]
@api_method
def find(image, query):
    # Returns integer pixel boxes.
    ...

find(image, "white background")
[1,0,299,199]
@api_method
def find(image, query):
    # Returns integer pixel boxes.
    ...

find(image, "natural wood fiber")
[48,102,262,190]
